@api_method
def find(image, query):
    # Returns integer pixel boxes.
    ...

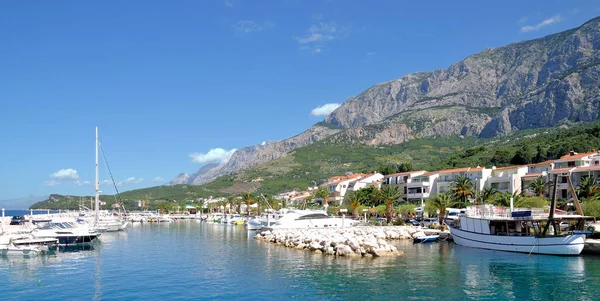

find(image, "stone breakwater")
[254,226,426,257]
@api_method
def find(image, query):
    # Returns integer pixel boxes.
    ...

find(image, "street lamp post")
[362,208,368,223]
[340,208,348,228]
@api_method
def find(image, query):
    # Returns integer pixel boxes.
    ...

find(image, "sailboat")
[82,127,128,232]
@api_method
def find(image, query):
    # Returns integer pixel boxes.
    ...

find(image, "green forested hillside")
[31,121,600,210]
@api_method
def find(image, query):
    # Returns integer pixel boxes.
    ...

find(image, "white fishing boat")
[447,173,595,256]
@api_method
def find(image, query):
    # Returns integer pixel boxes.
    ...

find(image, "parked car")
[10,215,25,225]
[421,218,438,228]
[404,218,420,226]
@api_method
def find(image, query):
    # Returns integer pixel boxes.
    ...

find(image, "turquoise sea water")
[1,221,600,300]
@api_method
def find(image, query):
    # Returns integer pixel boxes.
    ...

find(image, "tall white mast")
[95,126,99,223]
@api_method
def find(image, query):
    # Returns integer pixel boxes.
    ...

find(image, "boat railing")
[464,206,547,220]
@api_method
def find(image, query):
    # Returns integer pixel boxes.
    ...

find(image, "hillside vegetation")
[31,121,600,210]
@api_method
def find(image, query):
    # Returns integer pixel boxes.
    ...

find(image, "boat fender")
[587,225,595,232]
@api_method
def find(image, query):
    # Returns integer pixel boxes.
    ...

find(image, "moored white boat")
[448,172,596,256]
[447,205,592,255]
[263,209,359,230]
[0,244,42,257]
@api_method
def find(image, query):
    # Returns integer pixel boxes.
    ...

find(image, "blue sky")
[0,0,599,200]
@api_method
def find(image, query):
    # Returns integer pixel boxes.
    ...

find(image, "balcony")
[408,181,430,187]
[488,176,511,183]
[407,192,430,199]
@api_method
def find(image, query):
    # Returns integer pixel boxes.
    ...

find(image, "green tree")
[356,186,379,207]
[227,196,235,213]
[314,187,330,206]
[378,165,395,176]
[397,162,413,173]
[241,192,255,216]
[515,196,548,208]
[583,199,600,218]
[397,203,416,218]
[344,190,363,217]
[577,176,599,200]
[491,149,512,165]
[424,192,457,227]
[379,186,402,223]
[510,144,535,165]
[528,176,548,197]
[450,176,474,207]
[480,187,498,204]
[493,191,521,207]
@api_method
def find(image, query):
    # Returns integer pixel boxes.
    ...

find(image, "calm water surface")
[1,221,600,300]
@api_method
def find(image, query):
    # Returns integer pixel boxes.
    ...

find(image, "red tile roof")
[549,167,575,174]
[528,160,554,167]
[493,165,526,170]
[573,166,600,172]
[438,167,483,174]
[556,151,597,161]
[521,173,543,178]
[385,170,426,177]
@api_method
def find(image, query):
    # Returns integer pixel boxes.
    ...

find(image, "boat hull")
[56,235,99,245]
[413,235,439,243]
[449,226,585,255]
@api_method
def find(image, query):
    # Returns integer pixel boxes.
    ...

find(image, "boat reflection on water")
[450,244,586,300]
[56,244,96,253]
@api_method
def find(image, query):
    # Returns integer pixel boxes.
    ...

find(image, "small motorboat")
[413,235,440,243]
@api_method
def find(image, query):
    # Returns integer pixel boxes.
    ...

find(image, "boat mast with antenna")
[95,126,100,224]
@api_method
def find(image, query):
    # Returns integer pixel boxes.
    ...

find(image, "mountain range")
[172,17,600,186]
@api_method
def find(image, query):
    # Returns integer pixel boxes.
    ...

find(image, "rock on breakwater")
[254,226,424,257]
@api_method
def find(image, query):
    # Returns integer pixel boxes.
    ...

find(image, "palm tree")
[266,195,279,210]
[494,191,521,207]
[227,196,235,213]
[344,190,362,217]
[480,187,498,204]
[303,196,314,209]
[425,192,457,228]
[314,187,329,206]
[235,196,242,214]
[379,186,402,223]
[528,176,548,197]
[241,192,255,216]
[450,176,474,207]
[577,176,599,200]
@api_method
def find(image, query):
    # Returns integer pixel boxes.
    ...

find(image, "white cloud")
[235,20,274,33]
[153,177,165,183]
[261,141,266,146]
[100,180,111,186]
[311,103,341,116]
[518,16,528,24]
[296,15,347,52]
[44,180,58,187]
[83,180,91,185]
[367,52,376,56]
[225,1,233,8]
[521,15,562,32]
[117,177,144,186]
[50,168,79,181]
[189,148,237,164]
